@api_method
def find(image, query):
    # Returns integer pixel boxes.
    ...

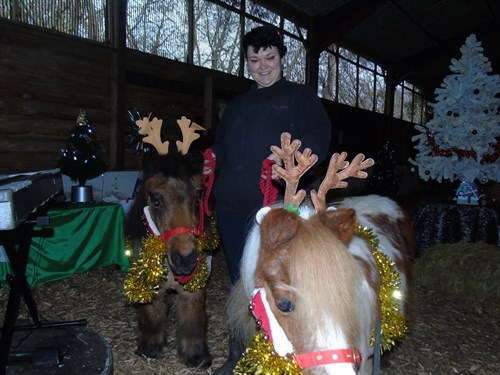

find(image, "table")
[412,201,500,256]
[0,202,129,287]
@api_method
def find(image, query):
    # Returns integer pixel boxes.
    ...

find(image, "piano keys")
[0,170,63,230]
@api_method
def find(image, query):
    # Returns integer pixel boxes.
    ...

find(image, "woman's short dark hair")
[242,26,287,58]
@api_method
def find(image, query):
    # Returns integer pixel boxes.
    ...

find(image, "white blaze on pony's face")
[252,205,366,374]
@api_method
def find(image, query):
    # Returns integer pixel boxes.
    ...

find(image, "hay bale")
[416,241,499,316]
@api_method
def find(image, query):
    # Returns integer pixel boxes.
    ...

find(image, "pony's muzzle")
[169,249,199,275]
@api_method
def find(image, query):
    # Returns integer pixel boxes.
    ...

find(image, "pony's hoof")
[186,354,212,369]
[137,341,163,359]
[179,346,212,369]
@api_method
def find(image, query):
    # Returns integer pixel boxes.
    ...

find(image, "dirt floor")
[1,247,499,375]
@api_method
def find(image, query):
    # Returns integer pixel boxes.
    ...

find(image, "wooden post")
[203,75,213,130]
[306,25,320,92]
[108,0,126,170]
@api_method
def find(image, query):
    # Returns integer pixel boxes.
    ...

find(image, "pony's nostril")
[170,250,198,275]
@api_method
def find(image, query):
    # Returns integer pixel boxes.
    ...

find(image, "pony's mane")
[288,216,363,348]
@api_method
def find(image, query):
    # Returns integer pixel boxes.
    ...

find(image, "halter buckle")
[353,348,362,370]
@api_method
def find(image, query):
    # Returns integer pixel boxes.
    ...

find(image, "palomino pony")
[215,133,415,375]
[124,116,212,368]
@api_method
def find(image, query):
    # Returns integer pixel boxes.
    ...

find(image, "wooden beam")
[252,0,312,28]
[313,0,386,51]
[391,20,499,84]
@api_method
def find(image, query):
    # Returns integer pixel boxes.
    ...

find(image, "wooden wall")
[0,19,114,174]
[0,18,251,174]
[0,18,417,179]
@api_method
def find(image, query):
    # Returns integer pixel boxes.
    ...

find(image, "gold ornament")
[355,225,407,352]
[234,332,302,375]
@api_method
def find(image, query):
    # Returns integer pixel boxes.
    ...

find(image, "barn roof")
[255,0,500,97]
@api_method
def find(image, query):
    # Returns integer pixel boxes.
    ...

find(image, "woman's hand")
[261,153,282,180]
[203,150,216,175]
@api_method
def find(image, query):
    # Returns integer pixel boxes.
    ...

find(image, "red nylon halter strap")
[160,225,199,242]
[294,348,362,369]
[251,289,274,343]
[251,290,362,370]
[202,148,216,217]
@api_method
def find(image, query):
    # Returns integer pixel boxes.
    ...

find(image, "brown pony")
[124,116,212,368]
[215,133,414,375]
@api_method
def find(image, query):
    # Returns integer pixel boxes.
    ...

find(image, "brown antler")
[311,152,375,212]
[136,115,170,155]
[176,116,205,155]
[270,132,318,207]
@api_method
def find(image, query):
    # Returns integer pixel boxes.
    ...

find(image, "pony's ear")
[187,150,204,174]
[185,150,204,190]
[260,209,300,248]
[317,208,357,245]
[255,207,272,224]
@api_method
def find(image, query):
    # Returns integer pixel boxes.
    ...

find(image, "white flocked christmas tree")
[409,34,500,184]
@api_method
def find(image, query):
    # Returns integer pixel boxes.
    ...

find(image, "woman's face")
[246,45,283,88]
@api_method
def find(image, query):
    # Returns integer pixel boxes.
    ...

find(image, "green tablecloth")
[0,202,129,287]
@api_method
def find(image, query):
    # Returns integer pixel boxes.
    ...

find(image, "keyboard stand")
[0,214,87,375]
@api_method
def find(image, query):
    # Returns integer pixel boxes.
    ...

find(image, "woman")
[209,26,332,285]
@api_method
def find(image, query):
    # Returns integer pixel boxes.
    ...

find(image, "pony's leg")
[136,287,170,358]
[213,281,255,375]
[176,287,212,368]
[212,324,247,375]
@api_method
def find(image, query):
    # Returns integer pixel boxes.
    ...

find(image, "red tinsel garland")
[426,134,499,163]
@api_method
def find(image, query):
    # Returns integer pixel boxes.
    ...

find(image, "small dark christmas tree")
[59,110,107,186]
[365,141,401,197]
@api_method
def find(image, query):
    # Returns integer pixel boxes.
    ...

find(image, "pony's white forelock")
[239,203,318,298]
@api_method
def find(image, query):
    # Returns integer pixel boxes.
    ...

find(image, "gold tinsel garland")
[234,225,407,374]
[124,235,166,304]
[354,225,407,352]
[234,332,302,375]
[124,217,220,304]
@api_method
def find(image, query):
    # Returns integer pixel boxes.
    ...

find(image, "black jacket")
[211,78,332,216]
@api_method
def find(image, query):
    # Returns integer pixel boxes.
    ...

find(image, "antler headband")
[271,132,375,213]
[136,115,205,155]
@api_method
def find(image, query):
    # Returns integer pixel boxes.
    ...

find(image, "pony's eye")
[152,198,161,208]
[149,192,162,209]
[276,298,294,313]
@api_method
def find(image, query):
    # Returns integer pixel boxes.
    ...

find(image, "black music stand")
[0,213,87,375]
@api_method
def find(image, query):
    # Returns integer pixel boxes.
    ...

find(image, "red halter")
[159,224,200,242]
[143,204,202,241]
[251,289,362,370]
